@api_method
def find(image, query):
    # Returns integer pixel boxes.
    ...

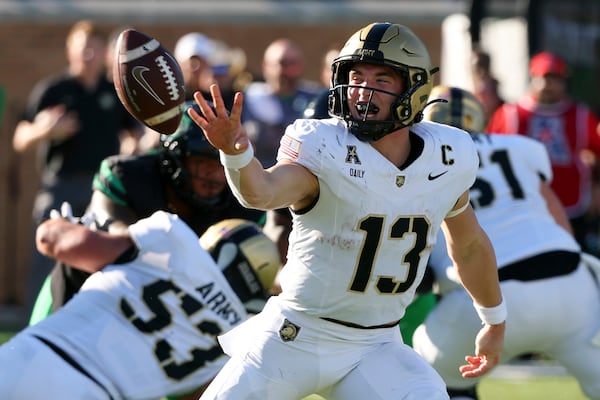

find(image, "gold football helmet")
[200,219,280,313]
[329,22,437,141]
[423,86,486,133]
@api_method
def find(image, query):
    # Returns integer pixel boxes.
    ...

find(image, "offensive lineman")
[189,23,505,400]
[0,211,280,399]
[412,86,600,399]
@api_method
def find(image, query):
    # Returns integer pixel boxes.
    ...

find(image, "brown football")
[113,29,186,135]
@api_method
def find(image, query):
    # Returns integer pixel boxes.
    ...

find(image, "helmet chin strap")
[346,87,407,142]
[347,120,401,142]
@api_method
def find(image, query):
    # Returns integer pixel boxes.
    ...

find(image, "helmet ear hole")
[413,72,425,84]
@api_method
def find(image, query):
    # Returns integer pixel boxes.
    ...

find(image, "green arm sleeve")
[28,275,54,325]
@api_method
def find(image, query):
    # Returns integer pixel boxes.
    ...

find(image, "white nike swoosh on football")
[132,66,165,105]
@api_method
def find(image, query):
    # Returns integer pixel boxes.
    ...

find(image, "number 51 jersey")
[468,132,579,266]
[276,119,478,327]
[429,132,581,295]
[27,211,248,399]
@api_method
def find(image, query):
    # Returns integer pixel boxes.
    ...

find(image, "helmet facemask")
[159,103,225,209]
[328,22,437,142]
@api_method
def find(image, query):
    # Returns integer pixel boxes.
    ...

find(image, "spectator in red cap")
[486,51,600,255]
[529,51,568,76]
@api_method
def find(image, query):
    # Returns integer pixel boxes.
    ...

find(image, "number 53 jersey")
[276,118,478,327]
[21,211,248,399]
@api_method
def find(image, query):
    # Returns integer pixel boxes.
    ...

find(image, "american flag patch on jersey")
[280,134,302,160]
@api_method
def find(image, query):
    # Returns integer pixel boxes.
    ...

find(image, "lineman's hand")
[460,322,505,378]
[188,84,249,155]
[49,202,96,228]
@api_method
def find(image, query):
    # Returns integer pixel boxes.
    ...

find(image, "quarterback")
[190,23,506,400]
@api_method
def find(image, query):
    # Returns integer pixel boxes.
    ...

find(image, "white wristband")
[473,298,507,325]
[219,143,254,171]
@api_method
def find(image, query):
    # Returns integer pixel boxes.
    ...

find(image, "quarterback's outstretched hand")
[460,322,505,378]
[188,84,249,155]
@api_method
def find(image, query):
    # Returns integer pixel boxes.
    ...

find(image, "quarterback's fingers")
[192,91,215,122]
[459,355,492,378]
[187,104,206,126]
[209,84,228,117]
[229,91,244,122]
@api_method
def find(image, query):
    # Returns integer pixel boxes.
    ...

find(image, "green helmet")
[329,22,437,141]
[159,102,221,207]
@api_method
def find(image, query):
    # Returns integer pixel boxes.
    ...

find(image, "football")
[113,29,186,135]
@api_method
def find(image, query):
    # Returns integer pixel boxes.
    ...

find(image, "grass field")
[303,375,588,400]
[478,376,588,400]
[0,330,589,399]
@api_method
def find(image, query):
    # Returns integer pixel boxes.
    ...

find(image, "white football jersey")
[26,211,248,399]
[276,119,478,326]
[430,133,580,293]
